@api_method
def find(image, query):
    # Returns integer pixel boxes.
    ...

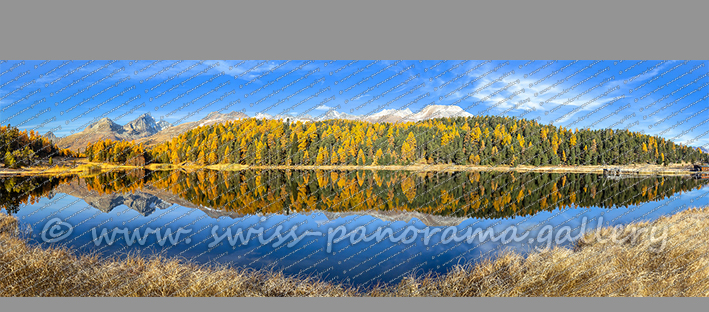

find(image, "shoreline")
[0,161,700,177]
[245,163,697,175]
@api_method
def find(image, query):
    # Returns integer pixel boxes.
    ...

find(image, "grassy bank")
[390,207,709,296]
[0,214,355,297]
[1,208,709,296]
[0,158,145,177]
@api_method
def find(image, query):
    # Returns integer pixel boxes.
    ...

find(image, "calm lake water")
[2,169,709,286]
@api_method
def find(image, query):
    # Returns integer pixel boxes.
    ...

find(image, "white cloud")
[314,104,332,111]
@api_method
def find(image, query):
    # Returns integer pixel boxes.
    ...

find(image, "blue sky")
[1,60,707,148]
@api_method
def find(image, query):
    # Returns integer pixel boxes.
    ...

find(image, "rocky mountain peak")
[44,131,58,143]
[123,113,161,136]
[86,117,122,132]
[157,120,171,130]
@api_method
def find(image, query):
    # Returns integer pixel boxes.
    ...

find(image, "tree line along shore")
[3,116,708,175]
[0,158,703,177]
[83,116,708,167]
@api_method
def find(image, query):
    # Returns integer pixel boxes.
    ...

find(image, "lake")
[2,169,709,287]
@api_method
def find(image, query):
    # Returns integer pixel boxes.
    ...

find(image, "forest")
[83,116,709,167]
[1,125,77,169]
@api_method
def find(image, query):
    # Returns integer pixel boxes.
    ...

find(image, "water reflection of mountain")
[51,179,468,226]
[316,210,467,227]
[0,174,469,225]
[2,169,709,222]
[50,178,250,219]
[53,180,171,216]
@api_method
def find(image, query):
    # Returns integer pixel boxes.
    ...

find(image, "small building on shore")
[693,164,709,172]
[694,173,709,180]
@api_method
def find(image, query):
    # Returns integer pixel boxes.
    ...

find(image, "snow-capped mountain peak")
[250,105,473,123]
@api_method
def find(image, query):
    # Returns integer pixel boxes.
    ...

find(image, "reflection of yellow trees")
[208,171,218,186]
[255,174,265,196]
[66,170,709,220]
[516,190,525,203]
[316,170,328,188]
[401,177,416,203]
[222,172,231,189]
[440,190,459,207]
[197,170,206,184]
[0,176,73,214]
[84,170,146,196]
[492,192,512,211]
[373,172,382,187]
[336,174,347,189]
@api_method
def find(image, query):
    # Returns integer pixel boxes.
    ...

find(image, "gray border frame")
[2,0,708,310]
[1,0,707,60]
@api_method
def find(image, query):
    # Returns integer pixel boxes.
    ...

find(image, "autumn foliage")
[1,125,77,168]
[82,116,708,167]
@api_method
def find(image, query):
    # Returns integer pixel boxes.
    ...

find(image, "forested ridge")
[83,116,709,166]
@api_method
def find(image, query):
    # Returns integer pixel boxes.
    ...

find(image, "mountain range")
[56,105,475,152]
[57,113,172,152]
[253,104,473,123]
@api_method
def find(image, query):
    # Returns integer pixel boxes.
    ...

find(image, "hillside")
[135,111,249,146]
[85,111,709,167]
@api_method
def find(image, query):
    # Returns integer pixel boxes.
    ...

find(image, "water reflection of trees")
[147,170,708,218]
[107,170,709,218]
[82,169,149,195]
[3,170,708,219]
[0,176,72,214]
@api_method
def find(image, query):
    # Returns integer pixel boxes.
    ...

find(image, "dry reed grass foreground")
[1,208,709,296]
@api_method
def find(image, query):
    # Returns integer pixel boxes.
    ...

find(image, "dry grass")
[0,160,142,177]
[386,207,709,297]
[2,208,709,296]
[0,214,357,297]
